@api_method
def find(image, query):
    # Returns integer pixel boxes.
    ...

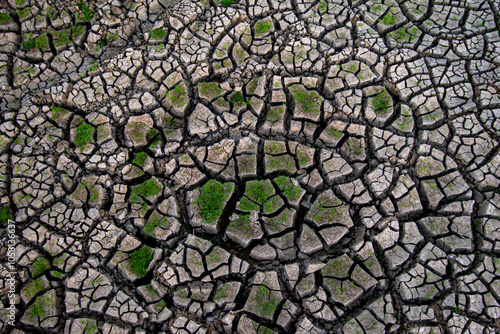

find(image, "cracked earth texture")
[0,0,500,333]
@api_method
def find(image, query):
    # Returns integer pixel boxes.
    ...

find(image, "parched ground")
[0,0,500,333]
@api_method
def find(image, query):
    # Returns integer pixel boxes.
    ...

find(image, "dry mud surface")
[1,0,500,333]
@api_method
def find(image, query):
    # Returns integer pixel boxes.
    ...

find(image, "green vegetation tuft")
[328,128,342,139]
[220,0,238,7]
[346,138,363,156]
[275,176,300,202]
[72,25,85,38]
[371,90,391,114]
[255,20,273,35]
[22,33,48,50]
[240,180,274,212]
[17,8,30,19]
[143,213,167,236]
[150,28,166,40]
[53,29,71,46]
[85,323,98,334]
[164,115,182,133]
[343,62,358,73]
[382,13,395,25]
[129,246,153,276]
[166,84,188,107]
[267,108,282,123]
[0,206,12,224]
[78,1,94,21]
[229,91,247,108]
[24,278,44,299]
[290,85,320,114]
[133,152,148,167]
[130,178,162,203]
[198,82,222,98]
[52,106,68,120]
[27,297,48,321]
[252,285,279,317]
[0,13,13,24]
[214,283,232,300]
[312,196,343,223]
[74,123,94,147]
[195,180,233,225]
[31,257,50,277]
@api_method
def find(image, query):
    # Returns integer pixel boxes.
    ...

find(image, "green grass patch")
[150,136,162,148]
[0,206,11,224]
[164,114,182,130]
[22,33,48,50]
[17,8,30,19]
[133,152,148,167]
[371,89,391,114]
[143,213,167,236]
[229,91,247,108]
[198,82,222,98]
[129,246,153,277]
[46,6,58,20]
[220,0,238,7]
[240,180,274,212]
[74,123,94,147]
[72,25,85,38]
[195,180,234,225]
[150,28,166,40]
[24,278,44,299]
[130,178,162,203]
[343,62,358,73]
[85,322,97,334]
[251,285,279,317]
[166,84,188,107]
[382,13,395,25]
[214,282,232,300]
[255,20,273,35]
[27,297,48,321]
[53,29,71,46]
[327,128,342,139]
[77,1,93,21]
[267,108,282,123]
[0,13,13,24]
[127,122,146,142]
[312,199,343,223]
[289,85,320,114]
[229,213,251,231]
[31,257,50,277]
[346,138,363,156]
[275,176,300,202]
